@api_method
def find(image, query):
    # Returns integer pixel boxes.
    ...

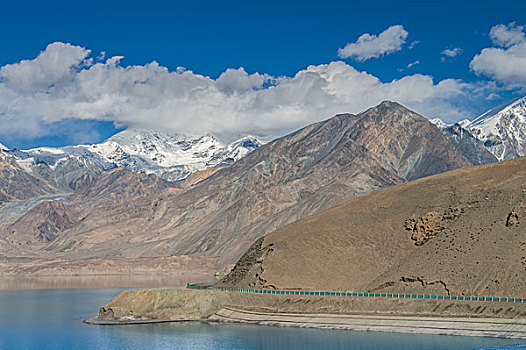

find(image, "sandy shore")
[85,306,526,339]
[85,317,193,325]
[209,307,526,339]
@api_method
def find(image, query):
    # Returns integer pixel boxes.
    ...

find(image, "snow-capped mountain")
[466,97,526,161]
[429,118,448,129]
[5,129,263,181]
[430,96,526,162]
[429,117,498,165]
[429,118,471,130]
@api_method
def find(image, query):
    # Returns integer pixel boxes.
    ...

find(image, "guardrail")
[474,346,526,350]
[187,282,525,303]
[186,282,217,290]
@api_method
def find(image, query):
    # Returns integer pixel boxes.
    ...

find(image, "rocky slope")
[0,150,56,203]
[0,148,180,256]
[6,200,80,248]
[219,157,526,298]
[0,101,475,272]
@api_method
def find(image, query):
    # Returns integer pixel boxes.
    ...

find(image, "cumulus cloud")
[408,40,420,49]
[338,25,408,61]
[0,42,480,144]
[470,23,526,89]
[0,42,90,92]
[490,23,525,48]
[215,68,269,94]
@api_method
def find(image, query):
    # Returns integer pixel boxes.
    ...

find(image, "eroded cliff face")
[220,157,526,298]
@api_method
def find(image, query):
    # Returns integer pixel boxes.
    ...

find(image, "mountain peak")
[358,100,429,128]
[429,118,448,129]
[379,100,397,106]
[457,119,471,128]
[472,96,526,125]
[376,100,404,110]
[465,95,526,160]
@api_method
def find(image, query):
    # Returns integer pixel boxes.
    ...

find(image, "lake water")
[0,288,524,350]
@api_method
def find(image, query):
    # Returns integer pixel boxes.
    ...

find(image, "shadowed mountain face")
[219,157,526,298]
[0,101,477,273]
[436,123,498,166]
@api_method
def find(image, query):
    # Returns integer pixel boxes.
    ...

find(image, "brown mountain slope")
[219,157,526,298]
[37,101,471,266]
[6,200,80,248]
[0,152,55,203]
[0,168,180,253]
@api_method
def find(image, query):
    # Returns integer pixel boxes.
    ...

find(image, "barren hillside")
[220,157,526,298]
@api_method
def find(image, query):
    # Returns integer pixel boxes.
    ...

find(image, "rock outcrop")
[506,202,525,227]
[405,206,464,245]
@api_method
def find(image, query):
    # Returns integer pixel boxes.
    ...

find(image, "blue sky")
[0,0,525,148]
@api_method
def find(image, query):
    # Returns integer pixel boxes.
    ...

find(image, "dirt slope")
[220,157,526,298]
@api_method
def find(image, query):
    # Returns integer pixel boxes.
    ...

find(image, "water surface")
[0,288,523,350]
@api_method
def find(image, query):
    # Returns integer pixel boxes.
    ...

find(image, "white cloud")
[490,23,525,48]
[0,42,480,143]
[215,68,268,94]
[442,48,462,58]
[408,40,420,49]
[407,60,420,68]
[338,25,408,61]
[470,23,526,89]
[0,42,90,92]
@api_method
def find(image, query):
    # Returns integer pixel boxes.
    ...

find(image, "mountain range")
[1,98,525,277]
[4,130,262,182]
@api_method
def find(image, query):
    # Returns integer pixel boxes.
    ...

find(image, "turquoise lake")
[0,288,524,350]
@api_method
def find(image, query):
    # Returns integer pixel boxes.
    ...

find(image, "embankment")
[85,289,526,338]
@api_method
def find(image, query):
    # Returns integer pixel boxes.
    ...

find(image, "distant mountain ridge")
[4,129,262,181]
[431,122,498,166]
[1,101,475,269]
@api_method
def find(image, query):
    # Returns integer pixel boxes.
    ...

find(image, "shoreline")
[209,307,526,339]
[83,288,526,339]
[84,318,194,325]
[84,307,526,339]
